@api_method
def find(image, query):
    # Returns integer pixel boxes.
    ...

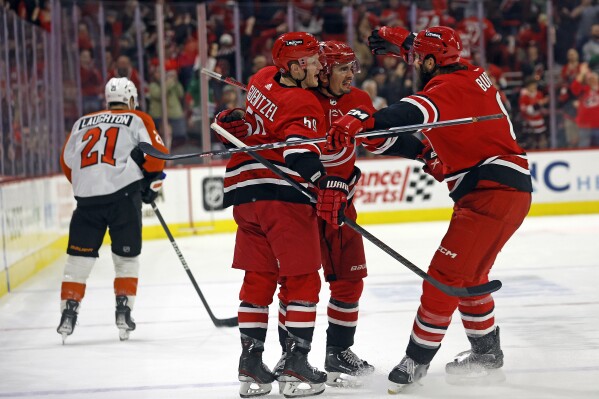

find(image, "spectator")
[295,7,323,36]
[79,49,104,115]
[519,77,549,149]
[108,55,143,91]
[148,68,186,148]
[215,85,240,114]
[559,48,582,147]
[582,24,599,64]
[571,62,599,147]
[362,78,387,110]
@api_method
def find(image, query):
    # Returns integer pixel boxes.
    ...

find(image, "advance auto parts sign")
[353,158,452,210]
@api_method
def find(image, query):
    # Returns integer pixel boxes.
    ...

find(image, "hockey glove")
[213,108,248,145]
[141,172,166,204]
[368,27,416,64]
[417,140,444,182]
[316,175,349,228]
[326,108,375,151]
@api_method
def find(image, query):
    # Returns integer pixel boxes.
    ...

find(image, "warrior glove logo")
[285,39,304,46]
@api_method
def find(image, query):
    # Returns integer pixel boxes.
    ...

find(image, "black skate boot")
[115,296,136,341]
[238,336,276,398]
[57,299,79,344]
[387,355,430,394]
[279,337,327,398]
[325,346,374,387]
[445,327,505,385]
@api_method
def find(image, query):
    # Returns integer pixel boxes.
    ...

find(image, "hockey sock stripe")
[60,282,86,302]
[458,295,496,337]
[114,277,138,296]
[327,303,359,327]
[417,304,452,325]
[278,305,287,330]
[238,303,269,331]
[285,302,316,342]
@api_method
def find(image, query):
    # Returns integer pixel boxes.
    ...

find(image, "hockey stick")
[212,123,502,298]
[139,113,504,161]
[201,68,248,90]
[150,201,238,327]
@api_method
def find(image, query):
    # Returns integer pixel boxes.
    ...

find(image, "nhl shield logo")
[202,177,224,210]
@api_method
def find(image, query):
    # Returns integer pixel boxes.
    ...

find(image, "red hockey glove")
[326,108,375,151]
[316,176,349,228]
[368,27,416,64]
[213,108,248,145]
[417,140,444,182]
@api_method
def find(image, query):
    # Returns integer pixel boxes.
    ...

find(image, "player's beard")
[417,67,437,91]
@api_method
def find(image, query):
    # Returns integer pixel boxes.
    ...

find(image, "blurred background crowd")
[1,0,599,178]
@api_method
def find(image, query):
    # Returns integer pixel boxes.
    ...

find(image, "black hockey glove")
[141,172,166,204]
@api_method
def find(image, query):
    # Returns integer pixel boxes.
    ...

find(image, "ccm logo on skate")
[350,264,366,271]
[438,245,457,258]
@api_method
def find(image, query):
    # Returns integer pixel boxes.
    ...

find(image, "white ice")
[1,214,598,399]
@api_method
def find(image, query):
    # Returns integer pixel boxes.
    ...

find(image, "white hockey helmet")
[105,77,138,109]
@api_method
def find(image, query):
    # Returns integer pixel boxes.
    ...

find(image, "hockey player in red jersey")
[214,32,351,398]
[328,26,533,392]
[58,77,167,343]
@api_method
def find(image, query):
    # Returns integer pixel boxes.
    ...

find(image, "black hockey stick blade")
[212,123,502,298]
[151,201,238,328]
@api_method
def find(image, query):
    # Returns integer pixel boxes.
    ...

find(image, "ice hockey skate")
[56,299,79,344]
[324,346,374,388]
[279,338,327,398]
[115,296,136,341]
[273,352,287,394]
[445,327,506,385]
[238,337,275,398]
[387,355,430,394]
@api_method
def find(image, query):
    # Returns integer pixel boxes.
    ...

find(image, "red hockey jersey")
[223,66,325,207]
[397,63,531,200]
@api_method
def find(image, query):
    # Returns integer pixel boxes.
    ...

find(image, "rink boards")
[1,148,598,296]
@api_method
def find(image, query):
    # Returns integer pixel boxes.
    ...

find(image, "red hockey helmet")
[413,26,462,67]
[272,32,322,73]
[320,41,360,75]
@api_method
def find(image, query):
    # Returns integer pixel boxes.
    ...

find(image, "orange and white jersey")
[61,109,166,200]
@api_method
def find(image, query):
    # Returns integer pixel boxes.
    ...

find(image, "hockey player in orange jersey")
[58,77,167,343]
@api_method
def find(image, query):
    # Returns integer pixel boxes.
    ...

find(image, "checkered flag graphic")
[404,166,436,202]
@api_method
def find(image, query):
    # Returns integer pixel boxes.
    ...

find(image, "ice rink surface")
[1,214,598,399]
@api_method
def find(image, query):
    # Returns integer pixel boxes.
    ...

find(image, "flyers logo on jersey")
[347,109,370,121]
[285,39,304,46]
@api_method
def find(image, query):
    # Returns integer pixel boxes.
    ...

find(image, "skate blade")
[239,380,272,398]
[277,380,287,395]
[281,380,325,398]
[118,329,130,341]
[325,372,364,388]
[61,332,68,345]
[445,368,506,386]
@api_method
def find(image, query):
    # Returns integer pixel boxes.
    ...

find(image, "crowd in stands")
[4,0,599,155]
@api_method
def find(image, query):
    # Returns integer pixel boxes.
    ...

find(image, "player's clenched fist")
[213,108,248,145]
[326,108,374,151]
[316,175,349,228]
